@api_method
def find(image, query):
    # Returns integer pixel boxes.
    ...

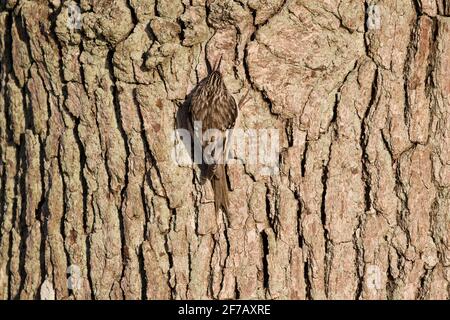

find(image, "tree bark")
[0,0,449,300]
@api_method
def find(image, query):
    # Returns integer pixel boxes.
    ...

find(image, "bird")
[189,56,239,214]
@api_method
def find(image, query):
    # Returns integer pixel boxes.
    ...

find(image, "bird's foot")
[238,89,251,110]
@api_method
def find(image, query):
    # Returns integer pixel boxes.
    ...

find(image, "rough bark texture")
[0,0,449,300]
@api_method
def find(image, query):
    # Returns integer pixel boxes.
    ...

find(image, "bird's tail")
[210,164,229,214]
[200,163,216,185]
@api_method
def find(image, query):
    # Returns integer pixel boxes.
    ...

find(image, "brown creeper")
[189,56,239,214]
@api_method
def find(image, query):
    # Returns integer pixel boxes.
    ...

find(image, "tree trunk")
[0,0,449,300]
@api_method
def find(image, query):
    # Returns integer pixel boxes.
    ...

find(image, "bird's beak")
[214,55,223,72]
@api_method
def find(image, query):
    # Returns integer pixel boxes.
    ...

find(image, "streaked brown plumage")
[189,57,238,214]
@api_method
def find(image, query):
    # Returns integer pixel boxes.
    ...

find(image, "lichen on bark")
[0,0,449,300]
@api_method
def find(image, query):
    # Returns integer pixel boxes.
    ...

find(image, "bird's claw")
[238,89,251,110]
